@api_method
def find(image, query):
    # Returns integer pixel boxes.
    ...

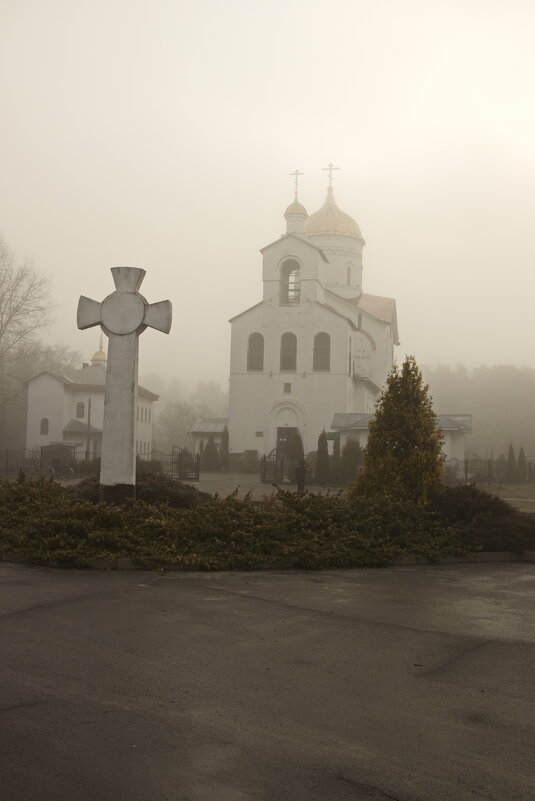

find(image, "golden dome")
[306,189,363,239]
[284,200,307,217]
[91,349,107,363]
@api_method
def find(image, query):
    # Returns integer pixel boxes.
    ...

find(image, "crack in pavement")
[1,699,47,713]
[339,773,407,800]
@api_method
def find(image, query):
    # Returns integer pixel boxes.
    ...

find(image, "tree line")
[422,363,535,459]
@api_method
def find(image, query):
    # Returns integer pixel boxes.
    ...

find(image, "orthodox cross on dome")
[289,169,304,202]
[77,267,172,502]
[322,162,340,191]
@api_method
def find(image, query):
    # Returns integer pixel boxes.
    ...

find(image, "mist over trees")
[422,364,535,458]
[0,236,79,448]
[146,376,228,451]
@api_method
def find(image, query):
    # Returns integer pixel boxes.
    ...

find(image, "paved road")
[1,562,534,801]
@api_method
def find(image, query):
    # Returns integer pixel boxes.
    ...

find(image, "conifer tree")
[315,429,330,485]
[516,445,527,484]
[340,437,363,483]
[504,443,516,484]
[201,433,220,471]
[220,426,229,472]
[351,356,443,504]
[331,435,341,484]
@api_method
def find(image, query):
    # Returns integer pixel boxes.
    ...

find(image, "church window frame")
[76,401,85,419]
[313,332,331,372]
[280,332,297,372]
[40,417,49,435]
[247,332,264,371]
[280,259,301,305]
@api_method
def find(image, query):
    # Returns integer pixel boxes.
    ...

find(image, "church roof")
[306,189,363,240]
[68,363,107,386]
[190,417,228,434]
[63,419,102,434]
[331,413,373,430]
[331,413,472,431]
[25,364,159,400]
[260,233,329,262]
[356,292,397,324]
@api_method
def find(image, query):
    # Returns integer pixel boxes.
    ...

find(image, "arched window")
[76,402,85,419]
[280,259,301,305]
[40,418,49,435]
[280,332,297,372]
[313,332,331,371]
[247,333,264,371]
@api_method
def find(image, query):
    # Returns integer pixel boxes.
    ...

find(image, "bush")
[1,474,534,570]
[73,471,208,508]
[430,484,535,553]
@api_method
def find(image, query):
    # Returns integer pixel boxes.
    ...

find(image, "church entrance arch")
[268,398,305,463]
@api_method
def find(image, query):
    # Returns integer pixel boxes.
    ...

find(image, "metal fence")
[260,454,284,483]
[171,447,200,481]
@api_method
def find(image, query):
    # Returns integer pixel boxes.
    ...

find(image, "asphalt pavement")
[1,562,534,801]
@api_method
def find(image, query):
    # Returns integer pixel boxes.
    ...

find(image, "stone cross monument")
[77,267,172,502]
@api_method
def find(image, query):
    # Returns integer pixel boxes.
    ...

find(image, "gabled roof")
[23,370,69,386]
[331,413,374,430]
[190,417,228,434]
[437,414,472,431]
[26,365,158,400]
[357,293,397,324]
[339,291,399,345]
[66,363,106,386]
[63,419,102,434]
[331,413,472,432]
[259,233,329,262]
[229,300,263,323]
[317,302,357,330]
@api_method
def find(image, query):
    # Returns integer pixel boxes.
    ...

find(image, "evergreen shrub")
[74,471,208,508]
[1,474,534,570]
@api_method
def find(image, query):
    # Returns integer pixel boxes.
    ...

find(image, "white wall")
[26,374,65,450]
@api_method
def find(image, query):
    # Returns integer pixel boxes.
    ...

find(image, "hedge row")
[0,475,534,570]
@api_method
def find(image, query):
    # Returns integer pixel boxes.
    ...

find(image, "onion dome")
[306,188,363,239]
[284,199,308,234]
[284,200,307,218]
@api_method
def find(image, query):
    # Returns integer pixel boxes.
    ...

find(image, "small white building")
[190,418,227,456]
[331,412,472,476]
[25,342,159,458]
[228,177,398,460]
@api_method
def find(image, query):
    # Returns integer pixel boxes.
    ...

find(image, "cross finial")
[321,162,340,191]
[289,169,304,202]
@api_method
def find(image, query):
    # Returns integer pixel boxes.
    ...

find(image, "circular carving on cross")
[101,291,146,335]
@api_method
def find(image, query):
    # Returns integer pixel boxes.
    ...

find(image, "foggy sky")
[1,0,534,388]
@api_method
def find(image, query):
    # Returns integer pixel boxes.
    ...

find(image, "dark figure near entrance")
[295,458,308,493]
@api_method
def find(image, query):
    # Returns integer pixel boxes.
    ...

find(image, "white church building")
[228,170,399,460]
[25,340,159,459]
[227,170,471,469]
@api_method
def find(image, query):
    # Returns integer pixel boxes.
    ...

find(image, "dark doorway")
[277,427,298,459]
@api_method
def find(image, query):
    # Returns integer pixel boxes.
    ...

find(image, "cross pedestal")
[77,267,172,503]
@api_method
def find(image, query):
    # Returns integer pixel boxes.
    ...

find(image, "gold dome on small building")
[306,189,363,240]
[90,334,107,365]
[91,349,107,363]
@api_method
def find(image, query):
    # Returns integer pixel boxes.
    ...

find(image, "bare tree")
[0,235,51,369]
[0,235,52,447]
